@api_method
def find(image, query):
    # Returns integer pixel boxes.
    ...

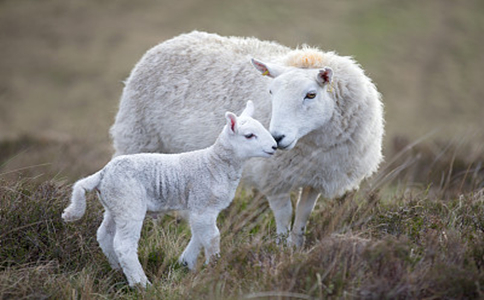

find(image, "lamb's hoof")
[179,258,195,270]
[61,212,70,221]
[287,232,305,248]
[61,211,78,222]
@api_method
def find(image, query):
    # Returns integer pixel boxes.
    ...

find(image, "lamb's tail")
[62,170,103,222]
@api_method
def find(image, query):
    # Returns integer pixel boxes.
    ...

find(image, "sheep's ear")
[251,58,285,78]
[317,67,333,86]
[240,100,254,118]
[225,112,238,134]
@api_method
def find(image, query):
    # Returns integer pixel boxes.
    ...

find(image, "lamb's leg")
[289,187,320,248]
[113,218,150,287]
[196,213,220,265]
[267,193,293,243]
[179,233,201,270]
[180,212,220,269]
[97,211,121,270]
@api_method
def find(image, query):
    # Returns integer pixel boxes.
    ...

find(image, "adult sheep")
[110,31,384,247]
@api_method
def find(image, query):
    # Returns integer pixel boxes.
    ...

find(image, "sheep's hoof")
[275,233,288,245]
[130,280,151,290]
[108,261,122,271]
[287,232,305,248]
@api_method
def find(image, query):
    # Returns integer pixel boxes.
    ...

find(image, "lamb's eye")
[269,90,273,95]
[305,92,317,99]
[245,133,255,139]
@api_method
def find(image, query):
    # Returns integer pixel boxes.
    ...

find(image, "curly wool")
[109,31,384,245]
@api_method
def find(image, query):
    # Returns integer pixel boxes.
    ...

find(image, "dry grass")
[1,138,484,299]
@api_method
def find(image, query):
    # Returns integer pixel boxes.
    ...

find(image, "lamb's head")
[252,58,334,150]
[224,100,277,159]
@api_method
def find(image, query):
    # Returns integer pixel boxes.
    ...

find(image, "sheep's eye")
[305,92,317,99]
[269,90,273,95]
[245,133,255,139]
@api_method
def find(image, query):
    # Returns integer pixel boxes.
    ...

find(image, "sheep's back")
[111,31,384,198]
[113,31,289,153]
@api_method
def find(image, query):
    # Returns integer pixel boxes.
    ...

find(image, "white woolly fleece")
[64,101,277,287]
[110,31,384,246]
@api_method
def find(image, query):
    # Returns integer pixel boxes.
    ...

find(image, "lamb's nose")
[272,145,277,151]
[273,134,285,144]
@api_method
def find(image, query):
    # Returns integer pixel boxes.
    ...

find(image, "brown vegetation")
[1,138,483,299]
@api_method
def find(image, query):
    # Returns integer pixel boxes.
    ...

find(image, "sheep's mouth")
[277,139,297,150]
[264,150,276,156]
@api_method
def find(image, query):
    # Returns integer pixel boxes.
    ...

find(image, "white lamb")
[110,31,384,247]
[62,101,277,287]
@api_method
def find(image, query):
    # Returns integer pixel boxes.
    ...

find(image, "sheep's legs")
[289,187,320,248]
[180,212,220,269]
[97,211,121,270]
[113,218,150,287]
[267,193,292,242]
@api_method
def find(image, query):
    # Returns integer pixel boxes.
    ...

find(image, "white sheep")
[110,31,384,247]
[63,101,277,287]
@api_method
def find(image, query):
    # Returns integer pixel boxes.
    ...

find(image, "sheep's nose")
[272,145,277,151]
[273,134,285,145]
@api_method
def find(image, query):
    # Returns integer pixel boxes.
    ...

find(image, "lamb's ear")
[225,112,238,134]
[251,58,285,78]
[240,100,254,118]
[317,67,333,86]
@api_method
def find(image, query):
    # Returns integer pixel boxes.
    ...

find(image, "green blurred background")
[1,0,483,180]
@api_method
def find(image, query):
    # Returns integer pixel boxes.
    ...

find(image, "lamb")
[62,101,277,287]
[110,31,384,247]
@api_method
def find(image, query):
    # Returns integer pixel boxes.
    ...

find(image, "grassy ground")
[1,0,484,299]
[1,140,484,299]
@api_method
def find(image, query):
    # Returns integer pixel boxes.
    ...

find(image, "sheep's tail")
[62,170,103,222]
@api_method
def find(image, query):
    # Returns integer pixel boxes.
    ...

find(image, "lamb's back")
[99,153,197,210]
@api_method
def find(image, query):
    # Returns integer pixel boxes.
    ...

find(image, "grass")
[1,0,483,145]
[1,137,484,299]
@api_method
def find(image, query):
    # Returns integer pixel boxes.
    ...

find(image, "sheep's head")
[224,101,277,159]
[251,58,334,150]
